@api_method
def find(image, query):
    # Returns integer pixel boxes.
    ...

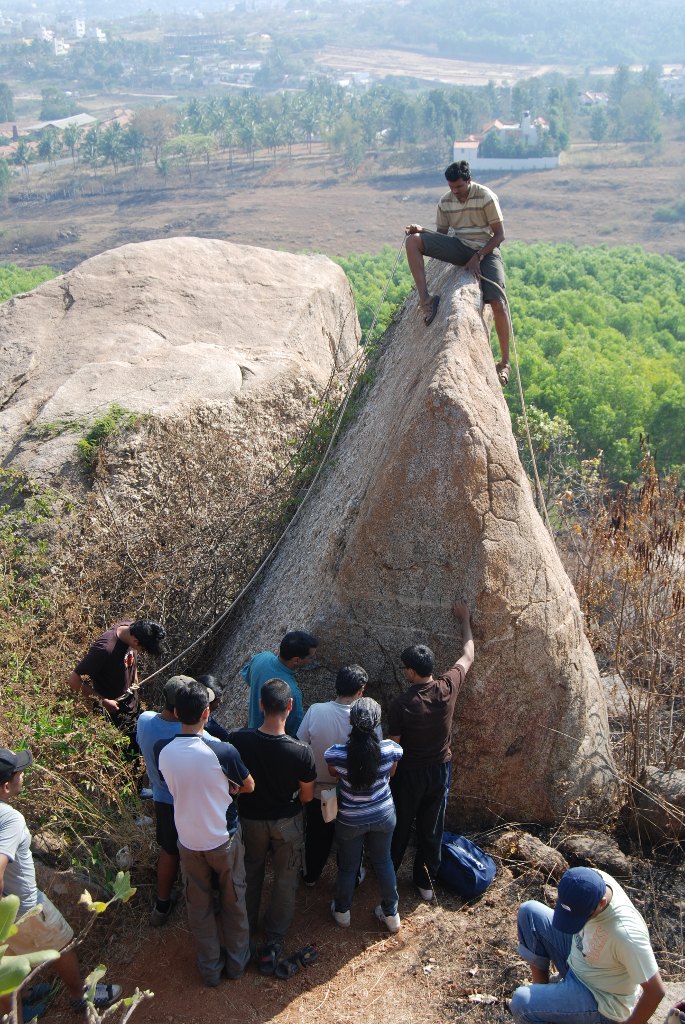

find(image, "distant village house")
[453,111,561,171]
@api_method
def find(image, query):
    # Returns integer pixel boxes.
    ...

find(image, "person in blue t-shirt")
[240,630,318,737]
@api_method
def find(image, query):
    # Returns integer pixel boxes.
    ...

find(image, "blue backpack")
[437,832,497,899]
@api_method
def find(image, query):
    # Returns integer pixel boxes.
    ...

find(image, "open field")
[313,47,577,86]
[1,125,684,273]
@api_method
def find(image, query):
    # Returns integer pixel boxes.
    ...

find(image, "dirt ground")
[2,127,685,273]
[38,835,685,1024]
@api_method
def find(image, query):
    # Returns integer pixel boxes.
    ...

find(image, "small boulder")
[631,766,685,843]
[557,830,632,878]
[491,830,568,881]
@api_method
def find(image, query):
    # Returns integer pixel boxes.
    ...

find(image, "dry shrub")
[0,373,350,879]
[559,453,685,780]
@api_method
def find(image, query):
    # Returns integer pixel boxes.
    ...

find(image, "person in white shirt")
[297,664,372,885]
[156,681,255,987]
[511,867,665,1024]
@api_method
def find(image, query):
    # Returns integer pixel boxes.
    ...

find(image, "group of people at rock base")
[133,598,474,984]
[3,596,676,1024]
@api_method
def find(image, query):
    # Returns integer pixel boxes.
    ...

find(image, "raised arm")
[453,600,474,676]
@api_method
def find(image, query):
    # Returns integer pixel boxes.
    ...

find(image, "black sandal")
[422,294,440,326]
[496,361,511,387]
[256,942,281,976]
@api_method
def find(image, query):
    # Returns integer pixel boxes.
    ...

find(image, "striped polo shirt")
[435,182,503,249]
[324,739,403,826]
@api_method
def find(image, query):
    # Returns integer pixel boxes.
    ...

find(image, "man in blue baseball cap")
[510,867,665,1024]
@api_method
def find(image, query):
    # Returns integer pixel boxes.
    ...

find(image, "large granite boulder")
[0,237,360,479]
[213,259,619,826]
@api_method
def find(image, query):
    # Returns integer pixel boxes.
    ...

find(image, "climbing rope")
[479,272,555,540]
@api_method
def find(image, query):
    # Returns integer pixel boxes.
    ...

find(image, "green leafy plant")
[76,405,145,476]
[0,895,58,999]
[0,873,151,1024]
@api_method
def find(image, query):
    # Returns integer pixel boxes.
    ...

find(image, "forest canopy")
[336,242,685,483]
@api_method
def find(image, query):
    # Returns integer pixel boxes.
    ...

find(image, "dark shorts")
[154,800,179,855]
[421,230,506,304]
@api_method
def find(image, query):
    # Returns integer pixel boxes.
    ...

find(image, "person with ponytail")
[324,697,403,933]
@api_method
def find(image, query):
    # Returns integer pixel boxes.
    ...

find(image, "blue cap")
[553,867,606,934]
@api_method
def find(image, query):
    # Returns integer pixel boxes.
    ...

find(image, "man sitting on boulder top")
[67,619,166,749]
[404,159,511,386]
[241,630,318,738]
[511,866,665,1024]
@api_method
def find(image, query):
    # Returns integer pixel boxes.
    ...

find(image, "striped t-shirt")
[435,182,503,249]
[324,739,403,826]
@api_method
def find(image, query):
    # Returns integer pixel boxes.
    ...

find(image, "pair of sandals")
[257,942,318,980]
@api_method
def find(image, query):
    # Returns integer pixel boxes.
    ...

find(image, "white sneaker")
[374,904,401,934]
[417,886,434,902]
[330,900,350,927]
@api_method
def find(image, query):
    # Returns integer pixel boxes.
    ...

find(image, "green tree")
[589,106,608,144]
[12,140,31,179]
[80,126,100,174]
[39,87,76,121]
[63,124,82,168]
[0,158,10,203]
[0,83,14,121]
[123,122,145,168]
[99,122,125,174]
[37,126,60,168]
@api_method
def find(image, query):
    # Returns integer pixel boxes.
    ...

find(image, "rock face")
[214,258,619,826]
[0,237,360,478]
[632,766,685,842]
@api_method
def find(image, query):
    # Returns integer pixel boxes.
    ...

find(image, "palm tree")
[38,126,61,169]
[100,122,125,175]
[63,124,82,168]
[12,139,31,178]
[81,125,100,175]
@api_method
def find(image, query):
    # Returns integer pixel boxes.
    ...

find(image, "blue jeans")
[334,811,398,916]
[512,901,615,1024]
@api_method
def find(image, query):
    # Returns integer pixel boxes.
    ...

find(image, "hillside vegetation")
[337,242,685,482]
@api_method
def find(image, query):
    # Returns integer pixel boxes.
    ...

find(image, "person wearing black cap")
[0,747,122,1016]
[67,619,166,747]
[511,867,665,1024]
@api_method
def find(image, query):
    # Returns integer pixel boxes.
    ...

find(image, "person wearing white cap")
[510,866,665,1024]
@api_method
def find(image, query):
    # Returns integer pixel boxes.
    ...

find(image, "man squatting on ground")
[242,630,318,737]
[228,679,316,971]
[0,748,122,1017]
[156,680,255,987]
[405,160,512,387]
[511,866,665,1024]
[67,619,166,749]
[388,600,474,903]
[297,663,379,885]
